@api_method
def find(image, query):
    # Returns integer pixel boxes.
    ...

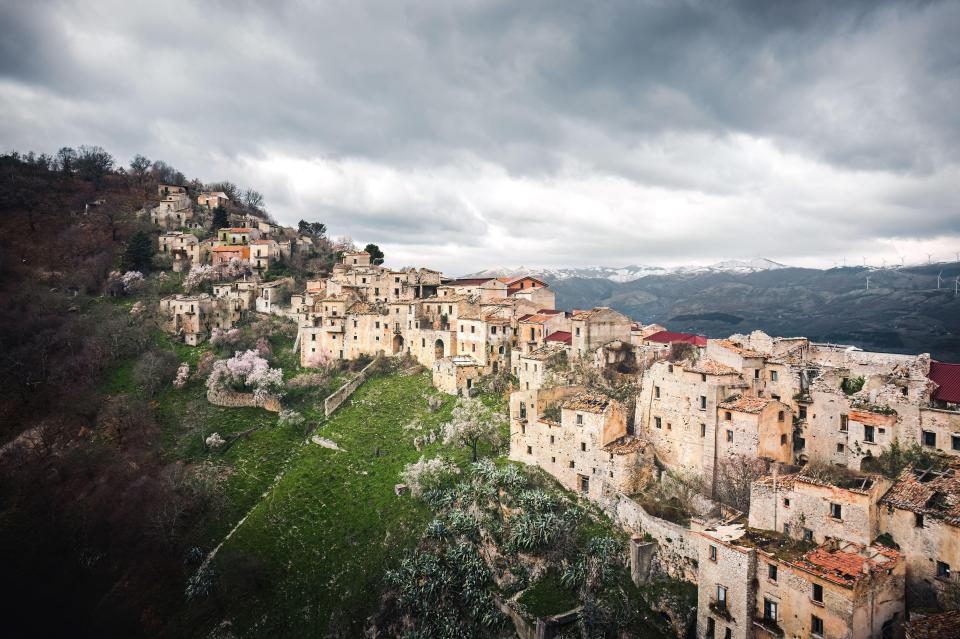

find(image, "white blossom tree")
[442,397,507,462]
[400,456,460,497]
[206,349,283,400]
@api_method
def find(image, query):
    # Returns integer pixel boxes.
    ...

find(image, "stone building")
[159,293,231,345]
[879,463,960,608]
[151,187,193,229]
[570,307,633,359]
[749,471,892,546]
[905,610,960,639]
[158,231,202,269]
[716,395,793,465]
[509,388,649,499]
[217,227,260,245]
[697,525,905,639]
[197,190,229,209]
[211,244,250,266]
[250,239,281,271]
[432,356,482,396]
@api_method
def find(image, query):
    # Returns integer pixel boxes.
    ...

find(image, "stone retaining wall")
[207,388,281,413]
[598,487,698,581]
[324,356,381,417]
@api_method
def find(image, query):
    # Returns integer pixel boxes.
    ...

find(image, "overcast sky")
[2,0,959,274]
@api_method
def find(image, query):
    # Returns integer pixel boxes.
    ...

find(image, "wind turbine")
[955,276,959,296]
[865,275,871,291]
[900,256,905,268]
[937,271,943,289]
[927,253,933,264]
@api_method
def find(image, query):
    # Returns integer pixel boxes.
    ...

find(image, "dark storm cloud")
[1,0,958,272]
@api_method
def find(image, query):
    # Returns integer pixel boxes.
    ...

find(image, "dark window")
[724,411,732,420]
[668,365,673,373]
[519,402,526,419]
[915,513,924,528]
[799,406,807,420]
[781,434,787,445]
[830,503,842,519]
[754,369,760,379]
[700,396,707,410]
[763,598,778,622]
[526,446,532,455]
[953,435,960,451]
[840,414,848,432]
[654,386,660,398]
[569,461,575,469]
[804,528,814,542]
[812,583,823,603]
[771,370,779,381]
[768,563,777,581]
[655,417,662,429]
[864,425,875,443]
[783,498,790,507]
[726,430,733,443]
[937,561,951,579]
[724,630,731,639]
[580,442,586,452]
[778,410,785,422]
[784,523,790,536]
[812,615,824,636]
[837,443,845,453]
[550,435,555,444]
[923,431,937,447]
[709,545,717,561]
[576,414,583,425]
[701,424,707,437]
[716,585,727,608]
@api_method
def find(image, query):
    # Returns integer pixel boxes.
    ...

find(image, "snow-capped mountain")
[463,259,789,283]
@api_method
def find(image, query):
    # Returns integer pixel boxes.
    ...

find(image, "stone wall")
[324,356,380,417]
[598,487,699,581]
[207,388,281,413]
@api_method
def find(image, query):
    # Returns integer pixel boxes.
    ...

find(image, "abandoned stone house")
[159,293,231,345]
[509,386,649,499]
[150,191,193,229]
[250,239,281,271]
[878,463,960,608]
[197,190,229,209]
[432,355,482,396]
[696,524,905,639]
[211,280,258,324]
[158,231,202,271]
[749,472,892,546]
[254,278,292,315]
[570,307,633,358]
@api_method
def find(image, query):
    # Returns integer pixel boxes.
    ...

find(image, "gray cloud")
[1,0,958,273]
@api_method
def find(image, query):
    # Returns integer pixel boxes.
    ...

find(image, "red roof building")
[929,361,960,404]
[545,331,572,345]
[643,330,707,347]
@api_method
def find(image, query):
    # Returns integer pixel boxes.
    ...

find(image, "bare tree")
[129,154,151,183]
[714,454,769,512]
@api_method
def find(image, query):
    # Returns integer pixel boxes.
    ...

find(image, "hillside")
[545,265,960,360]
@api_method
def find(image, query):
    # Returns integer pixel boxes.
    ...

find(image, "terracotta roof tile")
[879,464,960,527]
[907,610,960,639]
[562,393,613,413]
[718,395,779,414]
[684,359,740,376]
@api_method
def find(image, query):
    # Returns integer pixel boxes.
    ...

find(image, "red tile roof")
[545,331,572,345]
[929,361,960,403]
[645,330,707,347]
[907,610,960,639]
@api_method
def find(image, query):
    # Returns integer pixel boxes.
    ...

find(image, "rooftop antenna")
[937,271,943,289]
[865,274,871,291]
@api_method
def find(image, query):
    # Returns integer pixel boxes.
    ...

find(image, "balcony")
[753,616,784,637]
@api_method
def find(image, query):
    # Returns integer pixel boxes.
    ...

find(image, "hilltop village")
[140,181,960,639]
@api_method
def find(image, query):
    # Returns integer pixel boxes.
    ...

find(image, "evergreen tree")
[364,243,385,265]
[212,206,229,230]
[124,231,154,273]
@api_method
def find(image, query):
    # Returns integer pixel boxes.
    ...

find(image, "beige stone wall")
[881,507,960,606]
[918,408,960,457]
[696,534,755,639]
[749,478,890,545]
[432,359,480,396]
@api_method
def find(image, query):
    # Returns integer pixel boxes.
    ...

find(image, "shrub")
[173,363,190,389]
[133,349,179,397]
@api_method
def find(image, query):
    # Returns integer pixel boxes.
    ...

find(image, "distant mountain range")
[468,261,960,361]
[464,258,789,283]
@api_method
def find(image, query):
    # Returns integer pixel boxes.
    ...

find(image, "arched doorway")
[434,338,444,360]
[392,334,404,355]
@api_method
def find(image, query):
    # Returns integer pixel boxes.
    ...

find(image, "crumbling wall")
[324,355,380,416]
[598,488,698,581]
[206,388,280,413]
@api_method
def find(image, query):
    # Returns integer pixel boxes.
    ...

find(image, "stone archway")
[434,338,444,360]
[392,334,404,355]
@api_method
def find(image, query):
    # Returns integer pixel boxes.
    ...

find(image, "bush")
[133,349,179,397]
